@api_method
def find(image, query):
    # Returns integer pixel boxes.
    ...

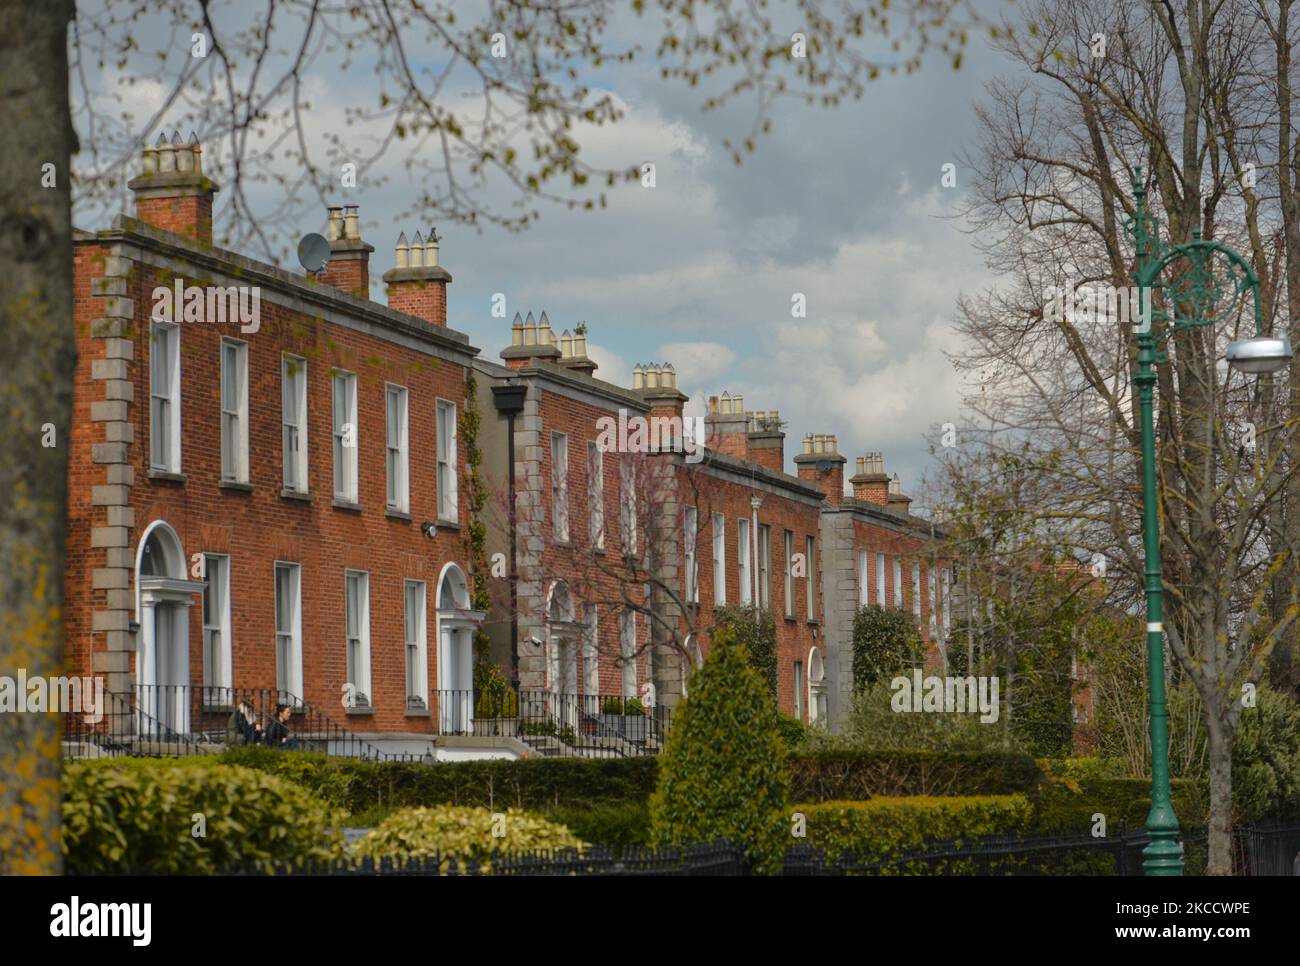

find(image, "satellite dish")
[815,459,835,472]
[297,233,331,274]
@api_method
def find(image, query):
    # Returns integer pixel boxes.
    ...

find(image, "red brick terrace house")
[66,133,485,756]
[817,450,956,731]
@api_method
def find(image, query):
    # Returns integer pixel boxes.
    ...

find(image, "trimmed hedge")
[541,802,651,847]
[63,758,347,874]
[219,747,658,815]
[797,795,1034,865]
[787,750,1043,801]
[1032,775,1208,833]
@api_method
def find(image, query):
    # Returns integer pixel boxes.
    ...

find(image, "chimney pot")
[344,205,360,241]
[395,232,409,269]
[157,132,176,173]
[512,313,524,346]
[426,227,439,266]
[410,230,424,268]
[561,331,573,357]
[327,207,344,241]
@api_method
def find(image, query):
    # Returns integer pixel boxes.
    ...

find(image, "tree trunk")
[0,0,76,874]
[1205,713,1234,876]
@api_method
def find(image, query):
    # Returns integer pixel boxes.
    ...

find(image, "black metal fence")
[63,685,402,760]
[82,823,1299,876]
[450,689,672,758]
[63,684,673,761]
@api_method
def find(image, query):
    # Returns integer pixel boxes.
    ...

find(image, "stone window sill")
[281,488,312,503]
[333,498,363,513]
[148,469,187,483]
[386,508,413,522]
[220,480,254,493]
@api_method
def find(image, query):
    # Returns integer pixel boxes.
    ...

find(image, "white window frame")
[589,442,605,550]
[621,461,637,555]
[876,552,886,606]
[930,564,939,637]
[759,524,771,609]
[712,513,727,605]
[941,566,952,637]
[386,384,410,512]
[332,371,359,502]
[552,431,569,542]
[783,529,795,618]
[274,561,304,703]
[738,518,752,605]
[282,355,308,492]
[620,609,638,698]
[912,561,922,618]
[149,320,181,472]
[436,398,458,522]
[201,553,232,697]
[404,579,429,707]
[684,506,699,603]
[220,338,249,483]
[858,550,869,606]
[806,535,816,621]
[793,660,805,721]
[894,557,903,608]
[344,570,372,705]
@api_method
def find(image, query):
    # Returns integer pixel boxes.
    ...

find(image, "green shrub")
[798,795,1033,868]
[807,681,1024,754]
[649,626,789,874]
[851,605,924,689]
[63,758,347,873]
[601,696,645,715]
[475,687,517,719]
[777,713,811,752]
[787,749,1043,801]
[542,802,651,847]
[353,805,583,871]
[711,606,778,697]
[1031,770,1208,833]
[218,748,658,817]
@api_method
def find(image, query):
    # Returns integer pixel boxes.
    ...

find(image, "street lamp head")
[1226,336,1293,374]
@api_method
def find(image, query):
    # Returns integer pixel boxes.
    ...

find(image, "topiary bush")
[353,805,584,872]
[63,758,347,873]
[649,625,789,874]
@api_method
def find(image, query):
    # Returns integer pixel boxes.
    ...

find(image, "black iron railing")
[444,688,672,757]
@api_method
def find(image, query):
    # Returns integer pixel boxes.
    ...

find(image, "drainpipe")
[491,382,527,683]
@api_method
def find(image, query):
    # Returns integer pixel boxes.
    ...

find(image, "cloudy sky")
[72,2,1016,504]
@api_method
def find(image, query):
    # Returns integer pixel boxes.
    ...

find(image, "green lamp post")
[1127,169,1292,875]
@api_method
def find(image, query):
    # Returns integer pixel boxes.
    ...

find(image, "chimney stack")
[320,204,375,299]
[705,392,749,460]
[851,451,891,503]
[794,433,847,505]
[636,363,688,431]
[384,226,453,325]
[886,473,913,514]
[501,310,562,370]
[129,131,219,244]
[746,409,785,473]
[557,322,599,377]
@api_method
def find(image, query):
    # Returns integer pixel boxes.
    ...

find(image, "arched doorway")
[808,646,828,725]
[436,563,482,734]
[135,521,204,735]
